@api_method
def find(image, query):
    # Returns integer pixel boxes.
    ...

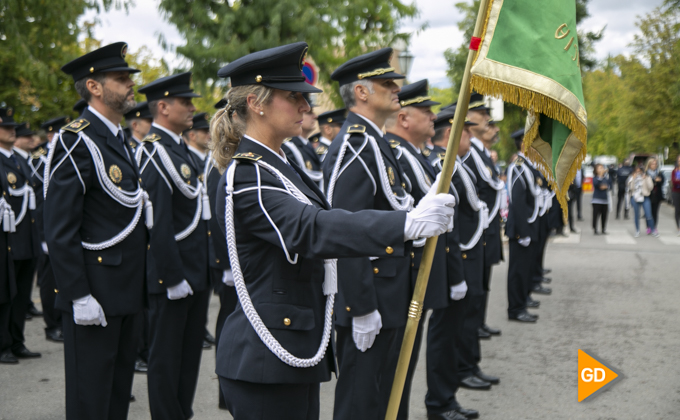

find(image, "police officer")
[136,72,211,420]
[73,99,88,116]
[45,42,148,418]
[428,108,456,165]
[123,102,152,153]
[385,79,473,419]
[211,41,453,420]
[282,93,324,188]
[314,108,346,162]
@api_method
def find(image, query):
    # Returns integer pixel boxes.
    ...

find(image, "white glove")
[167,279,194,300]
[450,281,468,300]
[352,310,383,352]
[72,294,107,327]
[222,269,234,287]
[404,194,456,241]
[41,242,49,255]
[480,203,490,229]
[518,237,531,247]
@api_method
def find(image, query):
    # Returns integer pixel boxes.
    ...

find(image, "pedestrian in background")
[591,164,611,235]
[616,159,634,219]
[627,165,655,237]
[646,157,664,235]
[671,155,680,235]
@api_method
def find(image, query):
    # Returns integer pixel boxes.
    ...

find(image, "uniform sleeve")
[208,169,230,270]
[44,133,92,303]
[509,168,531,238]
[141,144,185,289]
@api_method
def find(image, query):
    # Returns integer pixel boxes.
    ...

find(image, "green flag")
[470,0,587,217]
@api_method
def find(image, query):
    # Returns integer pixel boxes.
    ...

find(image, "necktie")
[117,130,131,162]
[10,154,19,169]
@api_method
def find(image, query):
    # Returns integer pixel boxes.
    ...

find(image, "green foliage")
[157,0,421,106]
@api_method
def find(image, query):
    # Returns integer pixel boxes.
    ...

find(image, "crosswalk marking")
[605,231,637,245]
[551,232,581,244]
[658,236,680,246]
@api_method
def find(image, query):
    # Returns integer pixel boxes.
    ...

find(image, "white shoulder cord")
[0,197,16,232]
[44,130,153,251]
[326,133,413,211]
[7,183,35,225]
[282,142,324,188]
[455,160,489,251]
[468,147,504,221]
[519,165,540,224]
[136,142,210,242]
[29,157,46,183]
[398,146,432,195]
[225,159,336,368]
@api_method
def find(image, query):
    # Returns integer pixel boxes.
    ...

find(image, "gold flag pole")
[384,0,491,418]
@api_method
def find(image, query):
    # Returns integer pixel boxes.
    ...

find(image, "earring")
[259,111,264,116]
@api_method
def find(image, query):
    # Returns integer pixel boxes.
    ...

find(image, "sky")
[82,0,666,88]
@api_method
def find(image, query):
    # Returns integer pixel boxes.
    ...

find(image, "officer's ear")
[355,83,370,103]
[85,78,104,100]
[156,98,175,117]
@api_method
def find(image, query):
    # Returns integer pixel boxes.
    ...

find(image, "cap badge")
[109,165,123,184]
[121,44,128,59]
[180,164,191,179]
[299,46,309,71]
[6,108,12,116]
[136,112,141,117]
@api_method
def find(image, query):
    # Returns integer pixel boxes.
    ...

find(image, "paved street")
[1,199,679,419]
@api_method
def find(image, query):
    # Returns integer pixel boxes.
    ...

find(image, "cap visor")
[265,81,322,94]
[369,71,405,80]
[411,99,440,107]
[100,66,141,74]
[174,92,202,98]
[0,122,20,127]
[465,121,478,126]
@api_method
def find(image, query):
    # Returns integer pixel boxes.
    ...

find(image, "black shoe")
[532,285,552,295]
[624,216,629,220]
[202,340,212,349]
[477,328,491,339]
[541,277,552,284]
[205,331,216,345]
[475,370,500,384]
[593,230,600,235]
[526,299,540,308]
[28,304,43,317]
[541,268,552,275]
[130,394,136,402]
[482,324,501,335]
[570,228,578,233]
[459,375,491,390]
[455,407,479,419]
[578,217,584,221]
[509,312,537,323]
[602,231,608,235]
[45,328,64,342]
[428,410,468,420]
[0,351,18,364]
[134,359,148,373]
[12,345,41,358]
[25,312,32,320]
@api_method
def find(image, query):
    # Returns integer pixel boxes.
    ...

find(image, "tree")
[157,0,421,105]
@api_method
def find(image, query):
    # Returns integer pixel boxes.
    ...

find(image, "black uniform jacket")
[44,109,147,315]
[215,137,406,384]
[29,142,48,243]
[322,112,413,329]
[0,158,15,305]
[0,152,39,261]
[505,158,539,241]
[138,126,209,295]
[205,154,231,272]
[462,141,503,265]
[388,133,449,311]
[282,136,322,172]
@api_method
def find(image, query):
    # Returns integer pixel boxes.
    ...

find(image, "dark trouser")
[576,189,583,218]
[479,264,492,328]
[457,293,484,379]
[220,377,320,420]
[334,325,400,420]
[507,239,535,317]
[650,199,661,229]
[136,309,149,363]
[616,187,628,218]
[592,203,608,232]
[532,217,549,288]
[63,312,141,420]
[425,299,465,415]
[6,258,36,352]
[212,268,238,408]
[673,192,680,229]
[0,302,11,353]
[38,254,61,331]
[147,288,211,420]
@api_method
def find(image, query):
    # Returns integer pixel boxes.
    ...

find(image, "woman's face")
[595,164,604,177]
[649,159,658,170]
[261,89,311,139]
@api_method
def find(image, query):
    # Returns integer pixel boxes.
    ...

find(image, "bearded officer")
[136,72,211,420]
[45,42,149,418]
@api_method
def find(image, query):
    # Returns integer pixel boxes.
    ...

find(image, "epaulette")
[388,139,399,149]
[437,152,445,161]
[30,147,47,159]
[347,124,366,134]
[316,145,328,155]
[62,118,90,133]
[143,133,161,143]
[283,137,292,143]
[516,157,524,166]
[233,152,262,162]
[422,148,431,157]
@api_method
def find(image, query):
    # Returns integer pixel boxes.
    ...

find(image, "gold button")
[516,235,520,239]
[462,253,467,259]
[373,267,379,274]
[208,230,211,237]
[31,218,34,223]
[385,246,394,254]
[89,67,94,73]
[117,186,121,190]
[147,244,150,250]
[445,247,450,253]
[401,183,406,188]
[139,178,142,183]
[216,259,220,264]
[283,318,291,326]
[345,306,351,312]
[187,180,191,185]
[54,289,58,293]
[483,242,486,246]
[411,263,414,267]
[159,279,163,284]
[7,246,10,251]
[410,252,414,258]
[164,91,169,97]
[255,75,263,83]
[97,256,102,263]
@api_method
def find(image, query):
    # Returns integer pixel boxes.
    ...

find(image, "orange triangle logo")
[578,349,621,402]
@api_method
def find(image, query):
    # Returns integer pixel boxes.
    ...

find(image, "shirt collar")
[12,148,28,160]
[131,136,142,144]
[88,106,123,137]
[320,137,332,146]
[355,113,385,138]
[187,145,206,161]
[0,147,13,159]
[298,136,308,145]
[243,135,289,164]
[404,141,421,155]
[152,122,181,145]
[470,137,490,157]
